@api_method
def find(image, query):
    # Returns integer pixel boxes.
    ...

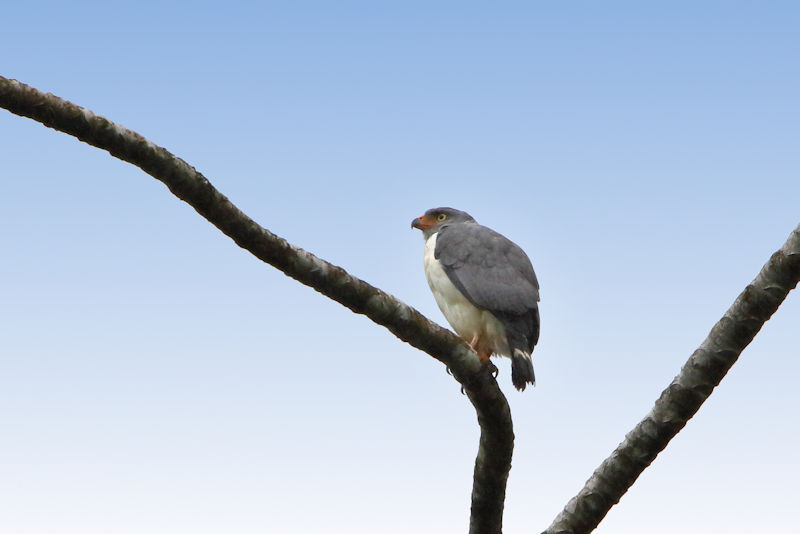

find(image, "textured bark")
[0,76,512,534]
[543,224,800,534]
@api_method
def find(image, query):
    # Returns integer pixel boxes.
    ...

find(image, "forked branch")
[3,75,798,534]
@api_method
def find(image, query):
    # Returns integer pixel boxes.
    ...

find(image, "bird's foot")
[459,363,496,395]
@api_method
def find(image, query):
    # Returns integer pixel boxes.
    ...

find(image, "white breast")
[423,232,509,357]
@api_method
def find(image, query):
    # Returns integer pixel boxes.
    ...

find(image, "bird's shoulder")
[435,222,537,283]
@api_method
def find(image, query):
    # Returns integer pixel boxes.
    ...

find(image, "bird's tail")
[511,349,536,391]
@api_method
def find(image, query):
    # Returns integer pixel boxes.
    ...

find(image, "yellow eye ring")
[437,213,447,222]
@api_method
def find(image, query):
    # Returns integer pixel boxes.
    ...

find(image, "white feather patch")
[423,232,510,358]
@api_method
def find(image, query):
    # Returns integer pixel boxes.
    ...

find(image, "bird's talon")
[446,366,453,376]
[483,361,499,378]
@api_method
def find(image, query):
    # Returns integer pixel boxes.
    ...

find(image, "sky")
[1,2,799,533]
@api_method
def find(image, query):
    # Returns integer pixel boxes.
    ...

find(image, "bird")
[411,207,540,391]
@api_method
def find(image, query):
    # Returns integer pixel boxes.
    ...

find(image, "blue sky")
[1,3,799,533]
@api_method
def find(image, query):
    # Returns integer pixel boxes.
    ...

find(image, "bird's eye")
[437,213,447,222]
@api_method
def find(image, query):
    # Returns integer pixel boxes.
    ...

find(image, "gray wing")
[434,222,540,316]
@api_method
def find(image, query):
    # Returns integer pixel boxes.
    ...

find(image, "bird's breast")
[423,233,509,356]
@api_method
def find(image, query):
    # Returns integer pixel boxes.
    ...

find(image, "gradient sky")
[1,3,799,533]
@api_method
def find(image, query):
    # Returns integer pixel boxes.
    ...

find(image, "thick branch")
[544,224,800,534]
[0,76,512,534]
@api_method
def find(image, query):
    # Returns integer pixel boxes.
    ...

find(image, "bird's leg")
[469,336,493,362]
[471,342,499,378]
[456,336,496,390]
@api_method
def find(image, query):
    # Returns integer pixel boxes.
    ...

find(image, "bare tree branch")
[543,224,800,534]
[0,76,512,534]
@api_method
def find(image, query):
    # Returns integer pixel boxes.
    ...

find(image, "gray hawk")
[412,207,540,391]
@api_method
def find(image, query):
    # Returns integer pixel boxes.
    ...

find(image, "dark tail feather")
[511,349,536,391]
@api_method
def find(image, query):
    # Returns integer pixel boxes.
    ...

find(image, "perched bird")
[412,207,540,391]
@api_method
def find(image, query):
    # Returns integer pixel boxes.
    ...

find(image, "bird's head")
[411,207,476,238]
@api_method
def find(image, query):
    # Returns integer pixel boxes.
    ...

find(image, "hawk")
[412,207,540,391]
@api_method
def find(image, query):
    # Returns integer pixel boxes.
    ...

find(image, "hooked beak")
[411,215,434,230]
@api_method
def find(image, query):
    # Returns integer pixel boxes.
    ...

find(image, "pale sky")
[1,3,799,533]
